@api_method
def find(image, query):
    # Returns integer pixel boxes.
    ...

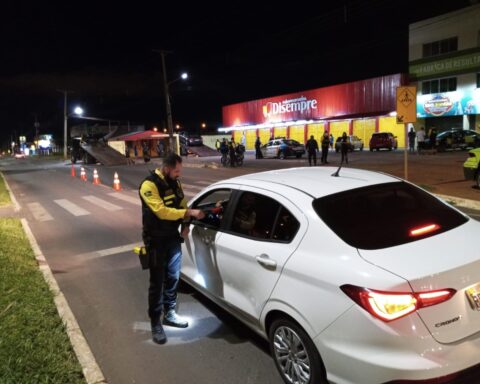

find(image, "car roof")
[218,167,400,199]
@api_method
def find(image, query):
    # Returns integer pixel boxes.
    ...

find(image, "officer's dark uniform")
[139,169,188,329]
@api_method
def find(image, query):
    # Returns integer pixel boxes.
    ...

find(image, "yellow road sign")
[396,86,417,124]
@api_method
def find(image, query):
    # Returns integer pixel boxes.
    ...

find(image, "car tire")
[369,147,373,152]
[269,318,327,384]
[296,154,302,159]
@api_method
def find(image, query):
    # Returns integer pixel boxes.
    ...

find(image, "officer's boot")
[151,317,167,344]
[163,309,189,328]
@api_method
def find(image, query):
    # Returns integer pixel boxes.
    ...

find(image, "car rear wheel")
[269,318,327,384]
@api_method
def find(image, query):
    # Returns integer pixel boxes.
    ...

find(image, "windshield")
[313,182,468,250]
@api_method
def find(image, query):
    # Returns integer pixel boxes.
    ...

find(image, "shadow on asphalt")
[178,280,271,355]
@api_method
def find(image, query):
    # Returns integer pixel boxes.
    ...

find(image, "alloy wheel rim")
[273,326,311,384]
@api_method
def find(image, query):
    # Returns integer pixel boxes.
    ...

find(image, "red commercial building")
[220,73,408,149]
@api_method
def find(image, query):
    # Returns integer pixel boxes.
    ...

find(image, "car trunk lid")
[359,220,480,344]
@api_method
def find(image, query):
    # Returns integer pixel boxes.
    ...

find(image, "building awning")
[111,130,171,141]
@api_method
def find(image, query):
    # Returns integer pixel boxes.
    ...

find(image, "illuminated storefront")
[220,74,408,150]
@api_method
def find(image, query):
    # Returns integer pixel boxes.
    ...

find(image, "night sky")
[0,0,474,147]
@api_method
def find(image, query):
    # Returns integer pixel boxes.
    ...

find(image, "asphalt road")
[1,154,478,384]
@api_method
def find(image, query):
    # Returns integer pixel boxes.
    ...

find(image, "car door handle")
[255,254,277,269]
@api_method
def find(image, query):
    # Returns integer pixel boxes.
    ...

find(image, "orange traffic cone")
[80,167,87,181]
[71,164,76,177]
[113,172,121,191]
[93,169,100,185]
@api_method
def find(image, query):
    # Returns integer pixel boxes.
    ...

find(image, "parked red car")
[369,132,398,151]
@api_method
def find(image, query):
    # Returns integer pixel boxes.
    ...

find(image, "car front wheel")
[269,318,327,384]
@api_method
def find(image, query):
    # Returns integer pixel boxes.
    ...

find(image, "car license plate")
[466,283,480,310]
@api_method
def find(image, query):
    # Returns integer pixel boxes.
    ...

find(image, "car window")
[313,182,468,250]
[192,189,232,230]
[272,206,300,242]
[229,192,282,241]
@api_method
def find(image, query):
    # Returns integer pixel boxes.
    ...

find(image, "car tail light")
[409,223,440,237]
[340,285,456,322]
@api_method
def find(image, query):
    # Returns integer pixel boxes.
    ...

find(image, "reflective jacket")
[139,169,187,239]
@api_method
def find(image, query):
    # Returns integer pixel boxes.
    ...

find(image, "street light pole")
[57,89,72,160]
[159,51,176,154]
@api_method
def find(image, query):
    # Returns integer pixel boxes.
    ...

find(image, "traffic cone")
[71,164,76,177]
[113,172,121,191]
[93,169,100,185]
[80,167,87,181]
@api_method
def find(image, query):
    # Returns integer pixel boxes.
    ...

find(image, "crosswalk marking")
[184,190,197,198]
[107,192,141,206]
[182,184,204,191]
[54,199,90,216]
[195,180,216,186]
[27,202,53,222]
[82,195,123,211]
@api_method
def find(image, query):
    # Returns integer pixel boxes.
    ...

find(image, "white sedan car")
[181,167,480,384]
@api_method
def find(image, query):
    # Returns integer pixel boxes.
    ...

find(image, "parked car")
[179,132,203,146]
[260,138,305,159]
[369,132,398,151]
[436,129,480,152]
[334,135,364,152]
[181,167,480,384]
[464,148,480,188]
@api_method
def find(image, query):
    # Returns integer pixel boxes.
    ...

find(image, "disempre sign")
[396,86,417,124]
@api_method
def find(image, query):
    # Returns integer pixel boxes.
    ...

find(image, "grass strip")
[0,173,12,207]
[0,218,85,384]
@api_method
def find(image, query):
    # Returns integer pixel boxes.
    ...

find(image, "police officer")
[139,153,205,344]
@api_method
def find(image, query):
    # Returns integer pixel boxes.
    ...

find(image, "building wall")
[409,5,480,61]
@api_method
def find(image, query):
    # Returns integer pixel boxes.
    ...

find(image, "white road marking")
[54,199,90,216]
[82,195,123,211]
[195,180,216,186]
[184,190,197,198]
[73,241,143,260]
[182,184,204,190]
[107,192,141,206]
[27,202,54,221]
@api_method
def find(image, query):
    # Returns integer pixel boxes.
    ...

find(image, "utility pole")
[153,49,176,154]
[57,89,73,160]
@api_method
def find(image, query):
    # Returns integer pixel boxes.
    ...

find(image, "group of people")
[306,132,348,165]
[216,137,245,167]
[408,126,438,153]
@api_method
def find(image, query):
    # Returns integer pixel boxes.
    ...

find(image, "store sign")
[410,50,480,79]
[262,96,318,119]
[417,88,480,118]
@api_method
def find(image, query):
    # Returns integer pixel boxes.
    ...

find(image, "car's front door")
[214,187,307,324]
[182,187,234,298]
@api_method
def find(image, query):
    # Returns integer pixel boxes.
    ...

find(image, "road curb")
[20,218,107,384]
[435,193,480,211]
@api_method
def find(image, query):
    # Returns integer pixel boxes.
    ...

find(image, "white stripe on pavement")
[195,180,217,186]
[182,184,204,190]
[107,192,141,206]
[82,195,123,211]
[73,242,143,260]
[184,190,197,198]
[27,202,54,222]
[54,199,90,216]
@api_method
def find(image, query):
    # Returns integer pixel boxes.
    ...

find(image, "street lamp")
[159,51,188,155]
